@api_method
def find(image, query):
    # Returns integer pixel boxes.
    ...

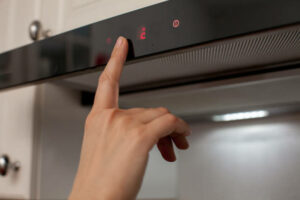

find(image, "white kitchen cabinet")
[0,0,41,52]
[0,1,10,53]
[0,0,41,199]
[41,0,167,34]
[0,86,40,200]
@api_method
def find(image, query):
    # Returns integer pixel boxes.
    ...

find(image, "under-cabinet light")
[213,110,269,122]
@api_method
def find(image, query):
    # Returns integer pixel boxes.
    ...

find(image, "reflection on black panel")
[0,0,299,90]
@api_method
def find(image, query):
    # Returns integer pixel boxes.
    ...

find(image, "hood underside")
[62,24,300,93]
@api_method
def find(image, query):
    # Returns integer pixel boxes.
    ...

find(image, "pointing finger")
[93,37,128,110]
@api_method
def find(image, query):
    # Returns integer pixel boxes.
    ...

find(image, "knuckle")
[165,114,178,124]
[108,108,119,115]
[106,109,120,120]
[85,112,99,129]
[130,125,158,150]
[157,107,169,114]
[128,108,144,113]
[118,115,132,126]
[98,71,116,85]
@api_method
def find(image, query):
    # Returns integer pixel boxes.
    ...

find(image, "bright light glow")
[212,110,269,122]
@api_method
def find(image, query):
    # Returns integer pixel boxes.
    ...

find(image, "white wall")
[178,114,300,200]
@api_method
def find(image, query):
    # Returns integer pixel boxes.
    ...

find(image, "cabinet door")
[41,0,167,33]
[0,0,41,52]
[0,1,10,53]
[0,0,41,199]
[0,86,39,200]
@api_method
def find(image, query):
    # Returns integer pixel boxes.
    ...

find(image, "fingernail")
[116,36,124,48]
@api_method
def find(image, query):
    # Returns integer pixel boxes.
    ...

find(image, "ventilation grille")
[160,25,300,69]
[65,24,300,92]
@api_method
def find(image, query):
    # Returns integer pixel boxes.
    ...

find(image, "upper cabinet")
[41,0,167,34]
[0,0,41,53]
[0,1,41,199]
[0,1,10,53]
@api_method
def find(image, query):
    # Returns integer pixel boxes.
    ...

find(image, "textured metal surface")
[162,26,300,67]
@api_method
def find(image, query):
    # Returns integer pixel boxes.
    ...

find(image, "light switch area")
[178,114,300,200]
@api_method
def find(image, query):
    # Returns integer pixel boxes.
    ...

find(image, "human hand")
[69,37,191,200]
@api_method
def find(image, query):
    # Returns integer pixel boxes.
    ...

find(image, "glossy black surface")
[0,0,299,90]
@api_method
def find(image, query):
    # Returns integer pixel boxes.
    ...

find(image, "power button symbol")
[173,19,180,28]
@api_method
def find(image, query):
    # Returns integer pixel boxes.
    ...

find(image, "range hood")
[0,0,299,93]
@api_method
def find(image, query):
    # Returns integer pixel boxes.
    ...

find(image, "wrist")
[69,183,118,200]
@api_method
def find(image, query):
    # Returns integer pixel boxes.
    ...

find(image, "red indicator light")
[106,37,112,44]
[138,27,146,40]
[173,19,180,28]
[140,32,146,40]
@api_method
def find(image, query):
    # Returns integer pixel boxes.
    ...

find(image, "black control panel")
[0,0,299,90]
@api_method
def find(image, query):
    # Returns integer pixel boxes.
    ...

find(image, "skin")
[69,37,191,200]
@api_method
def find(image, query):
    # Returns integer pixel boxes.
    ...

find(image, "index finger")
[93,37,128,110]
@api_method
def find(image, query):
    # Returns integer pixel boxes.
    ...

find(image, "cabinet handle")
[0,155,21,176]
[29,20,51,41]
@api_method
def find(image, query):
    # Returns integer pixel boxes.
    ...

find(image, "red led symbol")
[139,27,146,40]
[173,19,180,28]
[106,37,112,44]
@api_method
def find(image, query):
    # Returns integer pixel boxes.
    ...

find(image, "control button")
[173,19,180,28]
[106,37,112,45]
[138,27,147,40]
